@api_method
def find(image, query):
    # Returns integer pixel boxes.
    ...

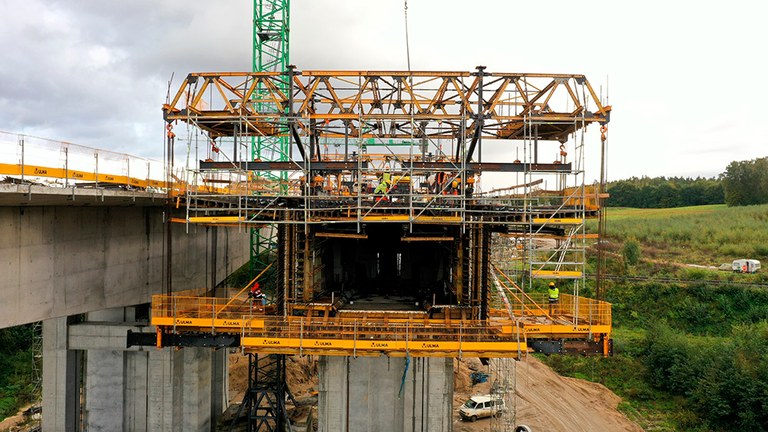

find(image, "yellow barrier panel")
[532,218,583,225]
[531,270,583,279]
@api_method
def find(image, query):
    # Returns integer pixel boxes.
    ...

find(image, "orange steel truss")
[163,69,610,141]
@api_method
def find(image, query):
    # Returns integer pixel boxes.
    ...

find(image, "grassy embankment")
[539,204,768,431]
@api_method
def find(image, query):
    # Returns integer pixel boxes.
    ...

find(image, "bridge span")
[0,183,248,431]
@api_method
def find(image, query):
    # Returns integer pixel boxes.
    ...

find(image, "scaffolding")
[489,357,516,432]
[163,69,609,228]
[151,66,613,369]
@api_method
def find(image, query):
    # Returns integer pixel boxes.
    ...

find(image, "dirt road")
[453,357,643,432]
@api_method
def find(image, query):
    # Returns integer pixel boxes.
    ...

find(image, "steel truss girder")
[198,160,572,173]
[164,70,611,142]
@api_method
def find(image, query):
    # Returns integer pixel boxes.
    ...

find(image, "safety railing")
[151,294,519,339]
[0,131,251,197]
[152,294,259,322]
[502,293,612,326]
[152,291,610,335]
[254,316,511,342]
[0,131,168,189]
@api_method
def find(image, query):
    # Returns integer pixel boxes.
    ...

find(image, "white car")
[459,395,505,422]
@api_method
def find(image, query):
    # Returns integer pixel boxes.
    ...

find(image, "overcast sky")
[1,0,766,183]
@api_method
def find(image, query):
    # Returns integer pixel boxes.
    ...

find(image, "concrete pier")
[42,307,228,432]
[318,356,454,432]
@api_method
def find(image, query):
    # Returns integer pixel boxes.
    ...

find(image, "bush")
[622,239,641,267]
[642,321,768,430]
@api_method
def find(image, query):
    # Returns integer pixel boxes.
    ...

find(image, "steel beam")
[199,160,571,172]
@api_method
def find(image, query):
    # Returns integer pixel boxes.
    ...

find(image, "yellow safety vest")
[548,287,559,300]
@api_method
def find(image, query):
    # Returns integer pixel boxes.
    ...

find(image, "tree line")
[721,157,768,206]
[606,176,723,208]
[606,157,768,208]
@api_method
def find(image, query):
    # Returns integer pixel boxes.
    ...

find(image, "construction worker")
[373,171,391,200]
[465,175,475,198]
[248,282,266,307]
[435,171,446,194]
[547,281,559,315]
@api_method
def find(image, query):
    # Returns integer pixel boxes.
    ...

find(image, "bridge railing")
[0,131,169,189]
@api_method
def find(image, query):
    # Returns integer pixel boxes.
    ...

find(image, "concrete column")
[125,350,149,431]
[145,347,221,432]
[182,348,213,431]
[42,316,81,432]
[211,348,229,425]
[85,349,125,431]
[147,348,177,431]
[318,356,454,432]
[83,308,127,431]
[318,356,349,432]
[60,306,227,431]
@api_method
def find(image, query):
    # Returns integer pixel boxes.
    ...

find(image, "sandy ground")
[0,404,38,432]
[452,357,643,432]
[229,353,643,432]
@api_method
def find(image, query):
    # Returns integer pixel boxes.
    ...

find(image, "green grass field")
[547,203,768,431]
[589,203,768,268]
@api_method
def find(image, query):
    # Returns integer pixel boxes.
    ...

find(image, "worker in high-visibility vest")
[547,282,559,315]
[373,172,391,200]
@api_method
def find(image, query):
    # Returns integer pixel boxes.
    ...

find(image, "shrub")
[622,239,641,267]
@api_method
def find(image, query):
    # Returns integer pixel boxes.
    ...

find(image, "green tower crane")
[250,0,290,278]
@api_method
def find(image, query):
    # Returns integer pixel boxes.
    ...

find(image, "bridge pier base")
[42,307,228,432]
[42,316,82,432]
[318,355,454,432]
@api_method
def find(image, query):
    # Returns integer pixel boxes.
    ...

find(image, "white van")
[732,259,761,273]
[459,395,505,421]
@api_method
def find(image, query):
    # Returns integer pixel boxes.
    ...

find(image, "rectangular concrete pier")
[318,355,453,432]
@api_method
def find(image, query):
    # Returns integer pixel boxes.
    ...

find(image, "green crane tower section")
[251,0,291,277]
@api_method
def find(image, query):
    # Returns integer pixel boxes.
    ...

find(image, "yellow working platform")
[150,289,612,357]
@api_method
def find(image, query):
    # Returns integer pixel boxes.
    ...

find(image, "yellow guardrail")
[151,293,529,357]
[501,292,612,326]
[0,131,263,196]
[150,289,610,357]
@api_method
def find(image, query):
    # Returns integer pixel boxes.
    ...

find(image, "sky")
[1,0,766,183]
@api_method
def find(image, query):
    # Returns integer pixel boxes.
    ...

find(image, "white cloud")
[0,0,766,180]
